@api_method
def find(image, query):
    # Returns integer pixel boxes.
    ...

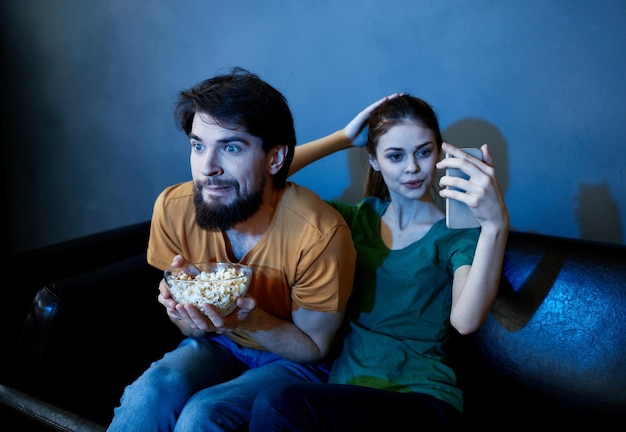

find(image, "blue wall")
[2,0,625,253]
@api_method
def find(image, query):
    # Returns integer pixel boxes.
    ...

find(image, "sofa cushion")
[453,232,626,428]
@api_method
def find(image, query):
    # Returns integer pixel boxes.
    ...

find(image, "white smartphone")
[445,148,483,229]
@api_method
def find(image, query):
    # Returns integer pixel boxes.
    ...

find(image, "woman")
[248,94,509,431]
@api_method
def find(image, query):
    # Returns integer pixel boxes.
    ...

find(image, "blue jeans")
[107,336,330,432]
[249,382,464,432]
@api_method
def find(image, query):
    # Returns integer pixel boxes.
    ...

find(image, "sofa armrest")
[7,253,181,426]
[1,221,153,380]
[0,384,106,432]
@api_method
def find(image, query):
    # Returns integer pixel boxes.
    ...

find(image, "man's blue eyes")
[191,143,241,153]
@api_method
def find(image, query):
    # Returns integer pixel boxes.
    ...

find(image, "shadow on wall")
[442,117,510,198]
[575,183,622,244]
[442,118,623,244]
[339,149,370,204]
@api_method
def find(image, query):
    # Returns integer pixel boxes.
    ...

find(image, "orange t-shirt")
[148,181,356,350]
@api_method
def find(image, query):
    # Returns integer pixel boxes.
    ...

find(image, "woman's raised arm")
[289,94,400,176]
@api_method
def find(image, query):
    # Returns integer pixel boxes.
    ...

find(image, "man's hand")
[159,277,257,337]
[200,296,257,334]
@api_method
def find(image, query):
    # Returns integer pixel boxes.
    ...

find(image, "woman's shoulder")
[355,196,390,214]
[428,220,480,257]
[329,196,389,221]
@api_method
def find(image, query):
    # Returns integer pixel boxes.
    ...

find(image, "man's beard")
[193,179,264,232]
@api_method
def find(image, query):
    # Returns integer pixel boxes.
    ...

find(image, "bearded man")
[107,67,356,432]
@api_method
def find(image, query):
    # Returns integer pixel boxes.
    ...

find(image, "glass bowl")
[164,262,252,317]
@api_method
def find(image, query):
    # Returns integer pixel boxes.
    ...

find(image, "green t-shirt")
[327,197,479,413]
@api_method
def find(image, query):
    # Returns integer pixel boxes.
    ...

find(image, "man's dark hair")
[174,67,296,188]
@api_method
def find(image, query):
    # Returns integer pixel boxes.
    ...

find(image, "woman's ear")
[268,145,288,174]
[368,156,380,171]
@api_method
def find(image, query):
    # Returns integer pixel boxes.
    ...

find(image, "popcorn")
[166,264,251,316]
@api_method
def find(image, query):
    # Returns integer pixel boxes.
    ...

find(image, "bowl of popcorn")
[164,262,252,317]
